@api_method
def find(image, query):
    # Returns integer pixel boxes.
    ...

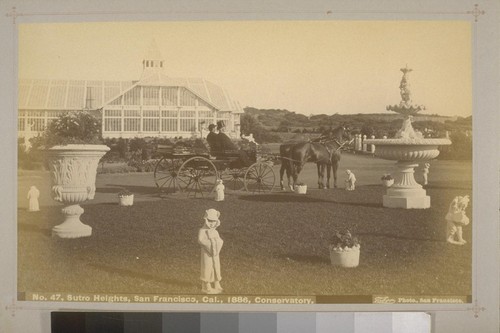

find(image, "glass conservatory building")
[18,42,243,139]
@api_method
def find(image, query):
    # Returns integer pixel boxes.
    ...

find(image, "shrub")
[118,189,133,197]
[330,230,360,250]
[31,111,102,148]
[438,131,472,160]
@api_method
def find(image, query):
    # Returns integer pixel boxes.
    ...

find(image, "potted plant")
[118,189,134,206]
[328,230,361,268]
[294,182,307,194]
[381,174,394,187]
[34,111,110,238]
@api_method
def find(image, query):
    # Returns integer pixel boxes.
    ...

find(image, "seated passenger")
[216,121,252,167]
[206,124,220,153]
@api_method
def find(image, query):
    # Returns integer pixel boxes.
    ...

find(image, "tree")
[240,114,262,135]
[277,120,292,132]
[240,114,281,143]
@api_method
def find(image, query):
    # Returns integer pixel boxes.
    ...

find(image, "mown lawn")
[18,163,472,298]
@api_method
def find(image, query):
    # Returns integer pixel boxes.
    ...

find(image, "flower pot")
[46,144,110,238]
[382,179,394,187]
[295,184,307,194]
[329,245,360,268]
[119,194,134,206]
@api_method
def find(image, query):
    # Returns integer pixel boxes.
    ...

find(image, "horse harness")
[316,138,353,160]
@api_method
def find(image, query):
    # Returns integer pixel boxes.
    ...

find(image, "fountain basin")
[365,138,451,161]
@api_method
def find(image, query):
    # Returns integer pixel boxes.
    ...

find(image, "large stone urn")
[365,66,451,209]
[46,144,110,238]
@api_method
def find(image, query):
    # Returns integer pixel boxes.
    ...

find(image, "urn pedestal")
[47,144,110,238]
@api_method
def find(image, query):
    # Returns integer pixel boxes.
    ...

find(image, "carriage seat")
[211,149,242,159]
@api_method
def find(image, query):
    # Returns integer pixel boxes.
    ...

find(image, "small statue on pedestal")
[422,162,430,185]
[345,170,356,191]
[215,179,225,201]
[446,195,470,245]
[198,209,224,294]
[27,186,40,212]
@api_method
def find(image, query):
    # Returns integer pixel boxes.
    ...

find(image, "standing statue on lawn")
[445,195,470,245]
[215,179,225,202]
[198,209,224,294]
[27,186,40,212]
[345,169,356,191]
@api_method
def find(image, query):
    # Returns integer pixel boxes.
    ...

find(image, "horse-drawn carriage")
[153,142,276,198]
[153,125,352,198]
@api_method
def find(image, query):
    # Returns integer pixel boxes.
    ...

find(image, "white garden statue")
[215,179,225,202]
[422,162,430,185]
[27,186,40,212]
[345,169,356,191]
[445,195,470,245]
[198,209,224,294]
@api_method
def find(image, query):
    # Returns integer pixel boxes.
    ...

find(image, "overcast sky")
[19,20,472,117]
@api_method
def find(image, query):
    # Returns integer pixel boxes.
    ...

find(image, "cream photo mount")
[1,1,498,333]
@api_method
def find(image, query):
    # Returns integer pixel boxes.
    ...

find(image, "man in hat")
[216,121,252,167]
[216,121,238,151]
[198,208,224,294]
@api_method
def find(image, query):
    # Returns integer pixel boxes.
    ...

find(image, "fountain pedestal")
[383,162,429,209]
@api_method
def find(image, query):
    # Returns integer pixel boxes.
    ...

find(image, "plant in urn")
[34,111,109,238]
[364,66,451,209]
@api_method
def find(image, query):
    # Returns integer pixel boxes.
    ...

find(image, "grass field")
[17,154,472,299]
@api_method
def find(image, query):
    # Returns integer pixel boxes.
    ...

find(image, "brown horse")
[320,126,353,188]
[283,126,351,189]
[279,142,295,191]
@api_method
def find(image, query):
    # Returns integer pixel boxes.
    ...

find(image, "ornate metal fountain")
[365,66,451,209]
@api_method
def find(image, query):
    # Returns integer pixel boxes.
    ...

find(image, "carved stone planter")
[329,245,360,268]
[382,179,394,187]
[118,194,134,206]
[46,144,110,238]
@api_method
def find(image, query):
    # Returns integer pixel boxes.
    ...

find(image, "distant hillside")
[244,107,456,127]
[243,107,469,137]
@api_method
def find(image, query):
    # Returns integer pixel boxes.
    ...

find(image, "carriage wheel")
[219,168,245,191]
[177,157,218,198]
[244,162,275,193]
[154,158,184,194]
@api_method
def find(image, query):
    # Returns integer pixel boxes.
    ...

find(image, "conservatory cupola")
[140,39,165,80]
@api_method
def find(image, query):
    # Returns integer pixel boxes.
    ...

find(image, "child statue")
[27,186,40,212]
[422,162,430,185]
[198,209,224,294]
[446,195,470,245]
[215,179,225,202]
[345,170,356,191]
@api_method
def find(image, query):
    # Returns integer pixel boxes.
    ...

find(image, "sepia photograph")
[1,0,498,332]
[17,20,473,304]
